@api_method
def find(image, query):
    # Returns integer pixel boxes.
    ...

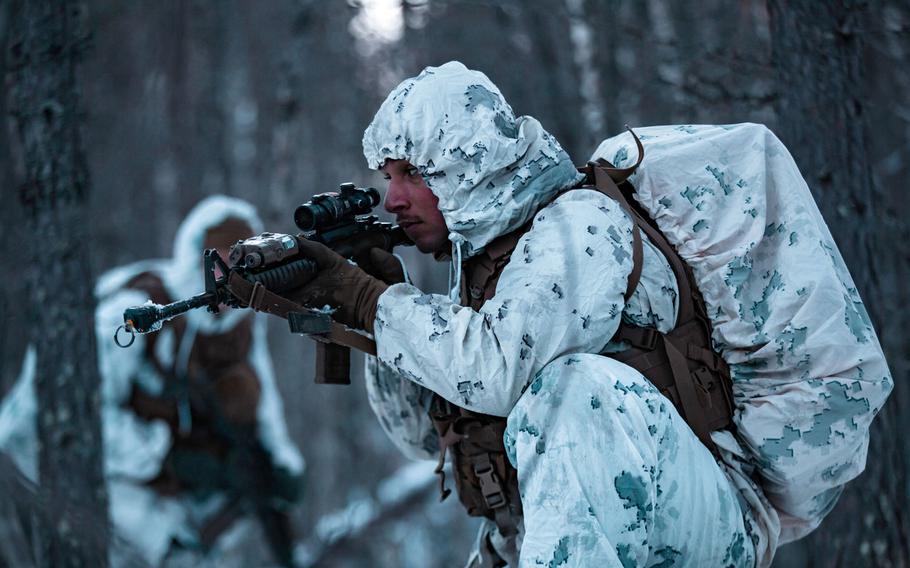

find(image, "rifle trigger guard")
[114,325,136,348]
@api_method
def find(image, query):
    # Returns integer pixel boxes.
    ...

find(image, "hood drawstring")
[391,253,412,285]
[447,233,466,304]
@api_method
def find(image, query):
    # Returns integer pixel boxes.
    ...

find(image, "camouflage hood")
[169,195,263,299]
[362,61,584,260]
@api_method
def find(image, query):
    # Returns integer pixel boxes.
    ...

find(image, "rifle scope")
[295,183,381,232]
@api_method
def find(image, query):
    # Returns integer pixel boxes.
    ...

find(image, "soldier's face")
[382,159,449,254]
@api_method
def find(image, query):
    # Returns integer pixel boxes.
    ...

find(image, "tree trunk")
[7,1,108,565]
[768,1,909,566]
[0,0,33,398]
[585,0,622,137]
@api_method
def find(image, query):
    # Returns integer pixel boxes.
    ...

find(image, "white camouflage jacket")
[359,62,891,567]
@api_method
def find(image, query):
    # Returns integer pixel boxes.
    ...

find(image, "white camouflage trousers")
[470,354,757,568]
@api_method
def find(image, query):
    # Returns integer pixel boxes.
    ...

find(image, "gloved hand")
[288,239,391,333]
[353,247,406,285]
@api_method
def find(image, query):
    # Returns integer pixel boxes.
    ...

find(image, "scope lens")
[362,187,381,208]
[294,205,319,231]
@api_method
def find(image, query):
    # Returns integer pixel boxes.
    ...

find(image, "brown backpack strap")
[587,163,644,304]
[587,145,735,451]
[595,125,646,183]
[590,162,700,329]
[575,127,646,303]
[461,224,528,309]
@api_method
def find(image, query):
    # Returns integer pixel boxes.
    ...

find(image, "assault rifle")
[114,183,412,384]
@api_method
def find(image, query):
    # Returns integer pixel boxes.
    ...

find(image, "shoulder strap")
[580,127,646,303]
[582,128,702,327]
[586,165,644,304]
[588,156,695,328]
[461,222,528,308]
[587,132,735,450]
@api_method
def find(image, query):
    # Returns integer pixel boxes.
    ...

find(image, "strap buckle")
[248,281,267,311]
[473,456,507,510]
[623,326,659,351]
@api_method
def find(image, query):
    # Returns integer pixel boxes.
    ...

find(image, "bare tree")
[0,0,29,397]
[768,1,909,566]
[7,0,108,565]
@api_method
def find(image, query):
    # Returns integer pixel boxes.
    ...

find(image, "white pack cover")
[592,123,892,542]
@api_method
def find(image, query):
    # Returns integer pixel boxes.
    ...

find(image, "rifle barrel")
[124,291,217,334]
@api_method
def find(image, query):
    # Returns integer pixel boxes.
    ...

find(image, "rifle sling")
[225,272,377,355]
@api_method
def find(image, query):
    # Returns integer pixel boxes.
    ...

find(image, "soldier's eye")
[407,167,420,177]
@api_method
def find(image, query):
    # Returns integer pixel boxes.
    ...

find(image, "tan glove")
[354,247,406,285]
[288,239,390,333]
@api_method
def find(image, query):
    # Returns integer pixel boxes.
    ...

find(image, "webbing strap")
[433,424,461,501]
[589,164,644,303]
[663,335,713,448]
[587,158,695,328]
[598,125,645,182]
[225,272,377,355]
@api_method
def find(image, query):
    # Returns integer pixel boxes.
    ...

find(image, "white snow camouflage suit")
[360,61,891,568]
[0,196,305,566]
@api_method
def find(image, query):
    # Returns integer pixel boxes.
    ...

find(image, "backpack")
[427,139,738,538]
[591,123,892,539]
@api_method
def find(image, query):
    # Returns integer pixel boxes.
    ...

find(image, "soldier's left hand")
[286,239,389,333]
[354,247,406,285]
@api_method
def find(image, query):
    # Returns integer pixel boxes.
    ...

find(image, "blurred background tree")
[6,0,108,565]
[2,0,907,566]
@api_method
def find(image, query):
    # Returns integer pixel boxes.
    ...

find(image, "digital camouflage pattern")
[593,124,892,552]
[362,61,584,260]
[504,354,755,568]
[361,63,890,567]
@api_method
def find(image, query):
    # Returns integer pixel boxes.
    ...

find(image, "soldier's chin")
[412,234,449,254]
[414,239,436,253]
